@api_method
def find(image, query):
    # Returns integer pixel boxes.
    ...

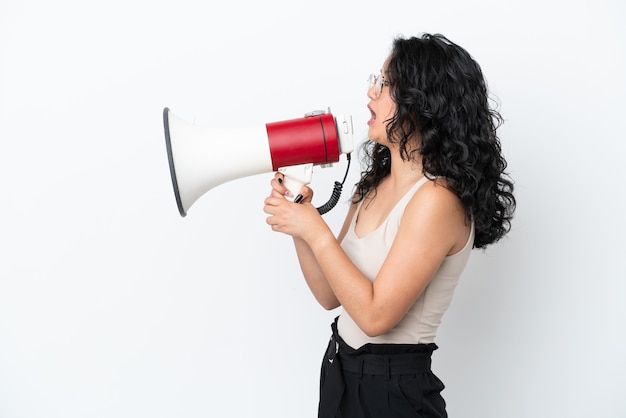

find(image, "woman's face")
[366,58,396,145]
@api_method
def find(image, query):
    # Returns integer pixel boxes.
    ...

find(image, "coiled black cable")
[316,153,352,215]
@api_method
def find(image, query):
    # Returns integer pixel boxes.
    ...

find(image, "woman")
[264,33,515,418]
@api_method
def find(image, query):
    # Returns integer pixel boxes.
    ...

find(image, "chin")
[367,129,385,144]
[367,126,379,140]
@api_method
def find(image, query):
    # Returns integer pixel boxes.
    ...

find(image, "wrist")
[304,223,335,252]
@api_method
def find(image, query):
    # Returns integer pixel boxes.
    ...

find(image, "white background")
[1,0,625,417]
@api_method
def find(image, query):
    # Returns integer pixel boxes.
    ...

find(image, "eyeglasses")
[368,73,389,98]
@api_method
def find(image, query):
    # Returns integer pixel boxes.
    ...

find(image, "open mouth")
[368,106,376,125]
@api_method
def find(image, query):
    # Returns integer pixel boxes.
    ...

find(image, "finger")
[264,195,282,208]
[273,172,286,188]
[295,186,314,204]
[270,176,289,196]
[270,189,284,198]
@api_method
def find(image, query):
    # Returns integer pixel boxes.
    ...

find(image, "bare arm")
[291,199,358,310]
[292,237,339,310]
[303,182,469,336]
[265,179,469,337]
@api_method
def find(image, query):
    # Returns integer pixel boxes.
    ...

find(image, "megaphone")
[163,107,354,217]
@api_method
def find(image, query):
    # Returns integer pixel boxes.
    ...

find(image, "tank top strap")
[392,175,431,217]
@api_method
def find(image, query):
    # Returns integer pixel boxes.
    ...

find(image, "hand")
[264,173,323,240]
[266,171,314,203]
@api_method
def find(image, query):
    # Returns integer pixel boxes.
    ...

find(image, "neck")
[387,148,424,187]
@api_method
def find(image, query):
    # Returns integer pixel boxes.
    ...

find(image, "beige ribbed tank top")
[337,176,474,348]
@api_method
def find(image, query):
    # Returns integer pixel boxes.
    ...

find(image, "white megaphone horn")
[163,107,354,217]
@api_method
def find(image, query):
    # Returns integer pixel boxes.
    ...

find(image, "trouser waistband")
[338,350,432,376]
[328,317,434,378]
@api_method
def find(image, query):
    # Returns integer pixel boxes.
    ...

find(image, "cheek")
[382,99,396,120]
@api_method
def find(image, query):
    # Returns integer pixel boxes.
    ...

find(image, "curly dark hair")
[353,33,516,249]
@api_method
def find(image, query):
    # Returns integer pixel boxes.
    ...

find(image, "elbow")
[321,300,341,311]
[359,319,394,338]
[357,310,402,337]
[362,326,387,338]
[317,296,341,311]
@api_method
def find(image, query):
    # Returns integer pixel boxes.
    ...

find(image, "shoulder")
[402,177,469,254]
[409,177,463,214]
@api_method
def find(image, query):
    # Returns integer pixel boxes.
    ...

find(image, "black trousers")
[318,318,447,418]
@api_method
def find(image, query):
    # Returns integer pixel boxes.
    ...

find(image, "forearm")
[305,231,382,336]
[293,237,340,310]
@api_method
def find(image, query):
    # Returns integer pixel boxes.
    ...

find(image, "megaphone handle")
[278,163,314,202]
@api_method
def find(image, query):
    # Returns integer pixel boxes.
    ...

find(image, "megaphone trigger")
[278,164,313,202]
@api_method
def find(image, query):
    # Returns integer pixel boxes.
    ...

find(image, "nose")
[367,84,376,100]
